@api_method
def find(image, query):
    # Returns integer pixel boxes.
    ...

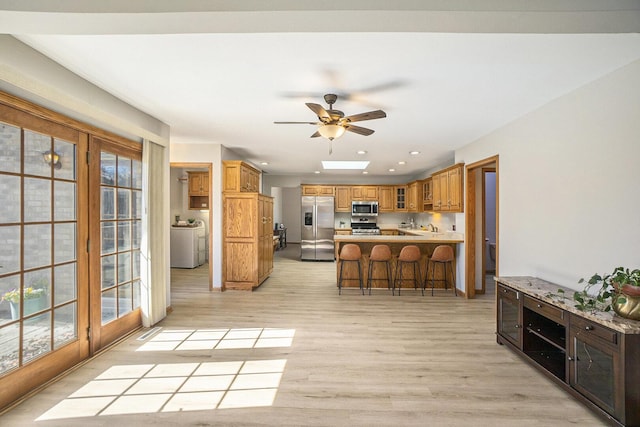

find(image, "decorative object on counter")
[575,267,640,320]
[187,218,196,224]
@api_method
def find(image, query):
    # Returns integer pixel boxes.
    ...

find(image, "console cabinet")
[496,277,640,427]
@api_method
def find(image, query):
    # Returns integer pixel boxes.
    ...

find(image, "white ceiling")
[4,2,640,178]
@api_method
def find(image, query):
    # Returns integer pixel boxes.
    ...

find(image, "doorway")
[169,163,213,291]
[465,156,498,298]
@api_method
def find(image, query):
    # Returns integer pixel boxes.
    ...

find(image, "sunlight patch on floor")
[36,359,287,420]
[135,328,295,351]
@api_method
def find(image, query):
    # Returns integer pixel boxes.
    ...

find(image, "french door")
[0,103,89,408]
[88,136,142,353]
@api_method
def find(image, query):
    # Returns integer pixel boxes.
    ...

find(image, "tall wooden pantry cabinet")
[222,161,274,290]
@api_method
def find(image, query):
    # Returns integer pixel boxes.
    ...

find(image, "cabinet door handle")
[567,356,574,361]
[514,324,521,329]
[537,304,542,308]
[585,325,594,331]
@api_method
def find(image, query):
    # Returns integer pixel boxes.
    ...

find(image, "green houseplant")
[576,267,640,320]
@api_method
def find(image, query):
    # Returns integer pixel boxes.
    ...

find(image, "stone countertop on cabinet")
[334,233,463,243]
[496,276,640,334]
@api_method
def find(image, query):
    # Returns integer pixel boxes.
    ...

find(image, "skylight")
[321,161,369,170]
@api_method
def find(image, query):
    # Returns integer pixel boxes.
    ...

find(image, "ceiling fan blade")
[310,131,321,138]
[344,124,375,136]
[306,103,332,123]
[274,121,319,125]
[343,110,387,123]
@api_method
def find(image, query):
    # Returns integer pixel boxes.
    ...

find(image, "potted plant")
[576,267,640,320]
[1,287,47,320]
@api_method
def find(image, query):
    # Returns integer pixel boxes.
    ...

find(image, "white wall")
[456,59,640,291]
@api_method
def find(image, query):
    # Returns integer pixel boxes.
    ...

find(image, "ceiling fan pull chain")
[329,140,333,155]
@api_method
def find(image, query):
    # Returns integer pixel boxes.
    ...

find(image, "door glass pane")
[24,177,51,223]
[133,279,141,309]
[0,274,20,325]
[54,181,76,221]
[24,130,51,177]
[118,283,132,316]
[101,221,116,254]
[101,187,116,220]
[0,174,20,223]
[118,221,131,252]
[575,337,615,408]
[23,268,51,316]
[54,263,76,305]
[0,323,19,374]
[132,159,142,189]
[132,220,141,249]
[118,252,131,285]
[101,255,116,290]
[132,250,140,279]
[101,288,117,324]
[53,138,76,180]
[101,152,116,185]
[23,312,51,363]
[117,188,131,219]
[0,226,20,275]
[0,122,21,173]
[24,224,52,270]
[54,223,76,264]
[132,189,142,219]
[54,303,77,349]
[117,158,131,187]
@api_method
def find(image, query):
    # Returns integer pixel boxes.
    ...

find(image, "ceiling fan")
[274,94,386,154]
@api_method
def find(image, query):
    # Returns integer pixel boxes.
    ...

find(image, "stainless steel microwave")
[351,201,378,216]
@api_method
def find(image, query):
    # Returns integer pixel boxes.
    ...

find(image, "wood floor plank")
[0,244,606,426]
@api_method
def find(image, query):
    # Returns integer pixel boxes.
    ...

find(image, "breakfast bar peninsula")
[334,231,464,292]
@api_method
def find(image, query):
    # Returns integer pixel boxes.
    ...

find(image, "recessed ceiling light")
[409,151,420,155]
[314,170,320,174]
[260,161,269,165]
[398,161,406,165]
[362,171,368,174]
[356,150,367,155]
[388,168,396,172]
[321,161,370,170]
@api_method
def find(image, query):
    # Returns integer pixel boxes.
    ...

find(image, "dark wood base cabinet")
[496,277,640,427]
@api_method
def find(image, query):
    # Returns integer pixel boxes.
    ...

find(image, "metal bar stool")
[338,243,364,295]
[366,244,393,295]
[424,245,457,296]
[393,245,422,296]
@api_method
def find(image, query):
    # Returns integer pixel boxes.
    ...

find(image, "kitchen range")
[351,201,380,235]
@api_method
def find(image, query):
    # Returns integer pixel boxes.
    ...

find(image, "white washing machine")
[170,222,206,268]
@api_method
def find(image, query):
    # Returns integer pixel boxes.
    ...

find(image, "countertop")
[334,232,463,243]
[496,276,640,334]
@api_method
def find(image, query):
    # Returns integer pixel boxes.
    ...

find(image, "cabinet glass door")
[570,333,616,413]
[497,286,521,347]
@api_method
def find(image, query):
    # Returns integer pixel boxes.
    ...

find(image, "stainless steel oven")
[351,201,378,216]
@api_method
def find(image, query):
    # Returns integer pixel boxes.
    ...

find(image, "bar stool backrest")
[398,245,421,262]
[431,245,454,262]
[370,244,392,261]
[340,244,362,261]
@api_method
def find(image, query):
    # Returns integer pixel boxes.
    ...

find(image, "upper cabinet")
[421,177,433,212]
[432,163,464,212]
[351,186,378,201]
[335,186,351,212]
[187,171,209,210]
[378,186,394,212]
[301,185,335,196]
[407,181,422,212]
[223,160,261,193]
[394,185,407,212]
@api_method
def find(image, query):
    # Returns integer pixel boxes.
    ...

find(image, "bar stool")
[393,245,422,296]
[366,244,393,295]
[425,245,457,296]
[338,244,364,295]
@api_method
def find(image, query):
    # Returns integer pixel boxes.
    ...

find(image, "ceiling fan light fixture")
[317,124,346,141]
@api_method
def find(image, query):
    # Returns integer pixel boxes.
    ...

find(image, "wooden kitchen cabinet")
[432,163,463,212]
[334,186,351,212]
[351,185,378,201]
[406,181,422,212]
[223,160,261,193]
[421,178,433,211]
[187,171,209,210]
[394,185,407,212]
[334,229,351,235]
[222,193,273,290]
[301,185,335,196]
[378,186,394,212]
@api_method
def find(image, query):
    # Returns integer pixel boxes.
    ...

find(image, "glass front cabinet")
[496,283,522,348]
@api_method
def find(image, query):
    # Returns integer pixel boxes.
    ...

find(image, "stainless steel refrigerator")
[301,196,335,261]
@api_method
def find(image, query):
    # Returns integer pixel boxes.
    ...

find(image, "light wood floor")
[0,244,605,426]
